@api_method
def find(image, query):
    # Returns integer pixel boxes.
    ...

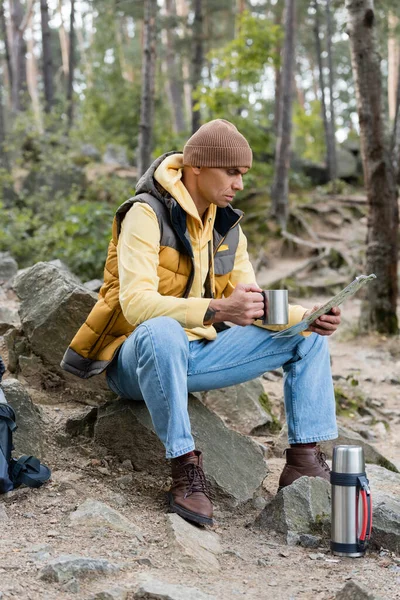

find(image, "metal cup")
[261,290,289,325]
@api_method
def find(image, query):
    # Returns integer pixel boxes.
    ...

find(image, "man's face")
[194,166,249,210]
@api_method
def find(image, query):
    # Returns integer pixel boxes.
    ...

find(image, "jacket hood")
[135,151,178,203]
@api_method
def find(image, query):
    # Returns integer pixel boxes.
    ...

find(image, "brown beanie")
[183,119,252,168]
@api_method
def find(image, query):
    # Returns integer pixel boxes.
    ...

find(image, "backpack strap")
[10,455,51,489]
[0,404,17,432]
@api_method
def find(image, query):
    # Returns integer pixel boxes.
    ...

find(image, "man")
[62,119,340,526]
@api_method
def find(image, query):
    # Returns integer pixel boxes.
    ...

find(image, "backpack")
[0,357,51,493]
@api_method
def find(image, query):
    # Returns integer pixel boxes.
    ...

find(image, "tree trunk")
[191,0,203,133]
[40,0,54,113]
[164,0,185,133]
[313,0,334,180]
[271,0,296,230]
[0,69,9,172]
[67,0,75,129]
[391,57,400,179]
[325,0,337,180]
[137,0,157,177]
[176,0,192,123]
[58,0,69,78]
[388,12,399,122]
[0,0,13,97]
[273,4,283,136]
[10,0,28,112]
[346,0,399,334]
[26,10,43,131]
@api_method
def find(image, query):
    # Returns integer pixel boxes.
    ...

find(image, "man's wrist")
[203,299,223,326]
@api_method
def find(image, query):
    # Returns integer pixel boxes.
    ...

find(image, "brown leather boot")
[278,446,330,491]
[168,451,213,526]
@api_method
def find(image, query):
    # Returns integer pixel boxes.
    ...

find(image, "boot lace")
[316,450,330,473]
[182,463,213,500]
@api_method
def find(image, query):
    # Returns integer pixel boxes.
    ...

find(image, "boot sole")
[167,492,213,526]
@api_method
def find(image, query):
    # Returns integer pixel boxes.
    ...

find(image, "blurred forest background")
[0,0,400,333]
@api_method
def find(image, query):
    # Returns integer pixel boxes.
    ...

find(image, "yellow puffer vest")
[61,186,243,379]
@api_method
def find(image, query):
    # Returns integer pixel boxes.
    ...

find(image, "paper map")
[271,273,377,339]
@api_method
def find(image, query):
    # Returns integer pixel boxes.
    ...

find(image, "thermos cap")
[332,445,365,474]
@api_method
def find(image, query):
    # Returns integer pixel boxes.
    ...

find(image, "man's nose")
[232,175,243,191]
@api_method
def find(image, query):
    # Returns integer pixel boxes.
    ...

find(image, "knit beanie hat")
[183,119,252,168]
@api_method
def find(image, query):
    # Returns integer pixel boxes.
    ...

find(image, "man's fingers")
[237,282,263,293]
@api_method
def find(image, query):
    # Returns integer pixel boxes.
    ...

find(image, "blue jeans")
[106,317,337,458]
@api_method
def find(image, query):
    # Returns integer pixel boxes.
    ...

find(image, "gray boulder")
[94,394,268,506]
[1,379,46,458]
[371,492,400,554]
[12,262,106,394]
[336,147,358,180]
[202,379,279,436]
[80,144,101,162]
[69,499,144,541]
[256,476,331,545]
[166,513,222,573]
[135,579,217,600]
[0,306,19,328]
[102,145,129,167]
[0,253,18,282]
[274,425,398,472]
[335,581,377,600]
[39,555,120,582]
[84,279,103,293]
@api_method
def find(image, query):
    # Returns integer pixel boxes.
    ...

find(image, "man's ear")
[191,166,201,175]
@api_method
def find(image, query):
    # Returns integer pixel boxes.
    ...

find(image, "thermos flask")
[331,445,372,557]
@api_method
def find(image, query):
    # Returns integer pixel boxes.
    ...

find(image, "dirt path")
[0,291,399,599]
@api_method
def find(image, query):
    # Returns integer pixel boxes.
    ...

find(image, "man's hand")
[204,283,264,327]
[303,305,341,336]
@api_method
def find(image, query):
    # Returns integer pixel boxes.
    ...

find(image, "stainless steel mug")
[331,445,372,557]
[261,290,289,325]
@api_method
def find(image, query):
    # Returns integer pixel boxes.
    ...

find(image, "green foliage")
[210,11,282,87]
[293,101,325,163]
[0,125,135,281]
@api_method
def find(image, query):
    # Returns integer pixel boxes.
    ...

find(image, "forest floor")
[0,193,400,600]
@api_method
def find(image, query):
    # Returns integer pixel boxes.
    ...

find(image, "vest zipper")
[213,214,243,256]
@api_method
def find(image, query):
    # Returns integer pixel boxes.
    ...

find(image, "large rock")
[102,144,129,167]
[0,252,18,282]
[13,262,97,372]
[336,147,358,180]
[166,513,222,573]
[39,555,120,582]
[274,425,398,472]
[335,581,377,600]
[69,499,144,541]
[256,476,331,545]
[202,379,278,436]
[135,578,217,600]
[371,492,400,554]
[94,394,268,506]
[1,378,46,458]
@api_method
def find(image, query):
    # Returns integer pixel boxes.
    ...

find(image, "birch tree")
[346,0,399,334]
[137,0,157,177]
[271,0,296,229]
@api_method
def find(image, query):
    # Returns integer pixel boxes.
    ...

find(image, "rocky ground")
[0,195,400,600]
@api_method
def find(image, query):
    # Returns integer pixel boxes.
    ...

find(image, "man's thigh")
[187,325,313,392]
